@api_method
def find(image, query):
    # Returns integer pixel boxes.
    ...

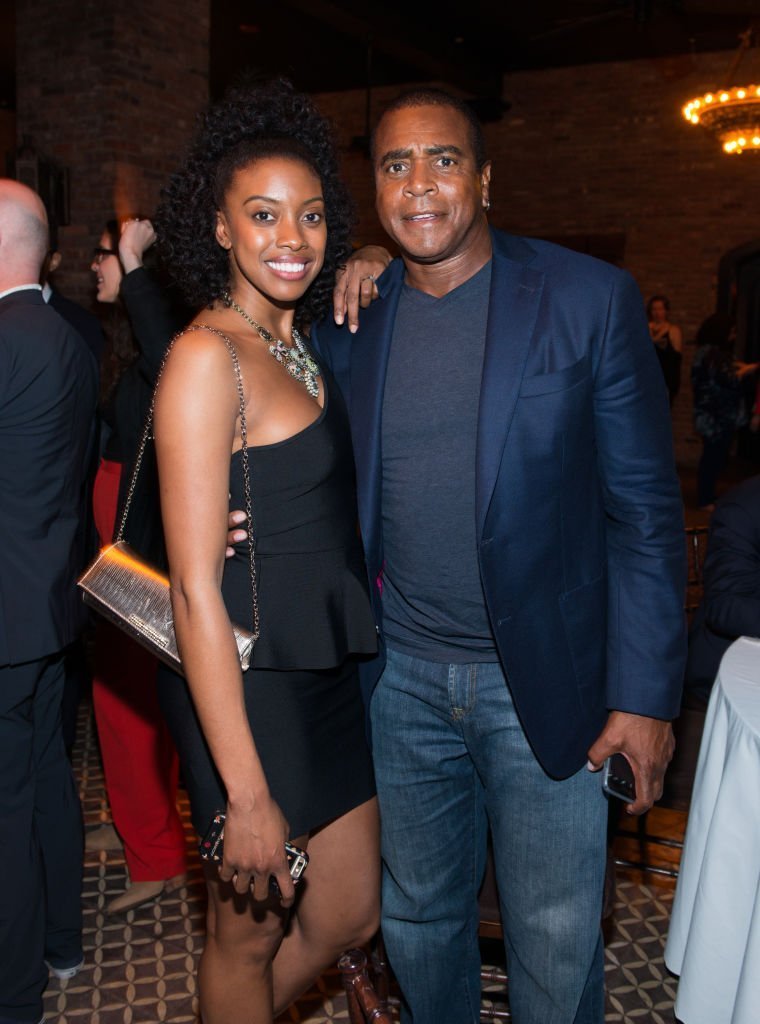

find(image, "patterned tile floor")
[44,703,686,1023]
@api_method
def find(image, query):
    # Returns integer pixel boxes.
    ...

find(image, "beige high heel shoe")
[105,872,188,915]
[85,823,123,852]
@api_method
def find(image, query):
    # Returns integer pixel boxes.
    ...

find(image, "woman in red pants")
[89,217,187,913]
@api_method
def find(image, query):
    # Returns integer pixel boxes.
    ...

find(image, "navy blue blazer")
[0,288,98,665]
[312,229,687,778]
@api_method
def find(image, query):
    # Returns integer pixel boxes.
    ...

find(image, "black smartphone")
[602,752,636,803]
[198,811,309,885]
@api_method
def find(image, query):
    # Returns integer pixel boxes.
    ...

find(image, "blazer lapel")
[349,262,404,563]
[476,236,545,535]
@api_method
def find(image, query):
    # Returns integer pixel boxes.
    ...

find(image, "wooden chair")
[612,525,710,877]
[685,525,709,624]
[338,947,394,1024]
[613,691,707,878]
[339,903,510,1023]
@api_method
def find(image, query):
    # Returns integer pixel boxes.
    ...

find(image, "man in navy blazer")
[312,91,686,1024]
[0,180,98,1024]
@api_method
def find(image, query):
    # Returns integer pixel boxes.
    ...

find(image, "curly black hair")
[155,79,353,328]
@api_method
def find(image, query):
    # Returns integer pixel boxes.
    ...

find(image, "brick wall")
[15,0,209,307]
[12,28,757,465]
[0,110,15,169]
[314,51,760,466]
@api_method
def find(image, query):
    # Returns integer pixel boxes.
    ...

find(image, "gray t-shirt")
[381,260,498,663]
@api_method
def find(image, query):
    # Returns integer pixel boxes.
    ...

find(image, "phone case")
[198,811,309,884]
[602,753,636,803]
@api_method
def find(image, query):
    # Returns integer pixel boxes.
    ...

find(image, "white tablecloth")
[665,637,760,1024]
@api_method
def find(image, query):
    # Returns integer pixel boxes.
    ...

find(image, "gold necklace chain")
[223,292,321,398]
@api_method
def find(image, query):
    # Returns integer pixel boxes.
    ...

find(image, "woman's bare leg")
[272,797,380,1014]
[200,863,289,1024]
[197,797,379,1021]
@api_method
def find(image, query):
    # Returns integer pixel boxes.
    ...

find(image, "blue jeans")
[370,647,607,1024]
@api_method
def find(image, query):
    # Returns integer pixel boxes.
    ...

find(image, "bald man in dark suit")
[0,179,98,1024]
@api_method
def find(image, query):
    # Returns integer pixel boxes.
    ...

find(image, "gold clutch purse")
[78,326,259,676]
[78,540,255,673]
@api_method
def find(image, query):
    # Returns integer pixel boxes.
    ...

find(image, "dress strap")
[116,323,260,643]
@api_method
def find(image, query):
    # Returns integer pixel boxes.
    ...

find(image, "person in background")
[647,294,682,407]
[686,473,760,701]
[86,216,188,914]
[0,178,97,1023]
[691,313,758,511]
[42,221,105,367]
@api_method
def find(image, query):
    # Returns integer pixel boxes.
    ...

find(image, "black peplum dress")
[156,372,378,839]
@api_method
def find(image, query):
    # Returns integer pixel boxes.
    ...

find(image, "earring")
[484,200,491,212]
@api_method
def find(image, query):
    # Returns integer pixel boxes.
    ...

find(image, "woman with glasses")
[87,218,189,913]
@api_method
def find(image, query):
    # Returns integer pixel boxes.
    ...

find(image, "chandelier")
[682,28,760,155]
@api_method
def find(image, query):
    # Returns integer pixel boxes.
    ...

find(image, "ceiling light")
[682,27,760,155]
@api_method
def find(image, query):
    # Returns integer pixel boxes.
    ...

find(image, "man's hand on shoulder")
[332,245,391,333]
[225,510,247,558]
[587,710,674,816]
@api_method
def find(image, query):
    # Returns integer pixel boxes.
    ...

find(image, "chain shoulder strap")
[116,324,259,642]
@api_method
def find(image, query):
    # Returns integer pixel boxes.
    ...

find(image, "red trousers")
[92,459,186,881]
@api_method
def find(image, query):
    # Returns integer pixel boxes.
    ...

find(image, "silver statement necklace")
[223,292,321,398]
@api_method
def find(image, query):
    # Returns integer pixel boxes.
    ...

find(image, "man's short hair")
[372,88,488,170]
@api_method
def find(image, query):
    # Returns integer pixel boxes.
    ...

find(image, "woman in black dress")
[153,82,380,1022]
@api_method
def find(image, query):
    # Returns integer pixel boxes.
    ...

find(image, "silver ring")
[362,274,376,284]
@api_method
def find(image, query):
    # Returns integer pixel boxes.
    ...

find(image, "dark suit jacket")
[0,288,98,665]
[47,287,103,569]
[312,229,687,778]
[48,287,105,368]
[686,474,760,697]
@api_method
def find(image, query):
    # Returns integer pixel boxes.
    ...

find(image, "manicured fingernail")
[349,323,358,334]
[335,312,344,324]
[230,511,245,523]
[233,530,247,541]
